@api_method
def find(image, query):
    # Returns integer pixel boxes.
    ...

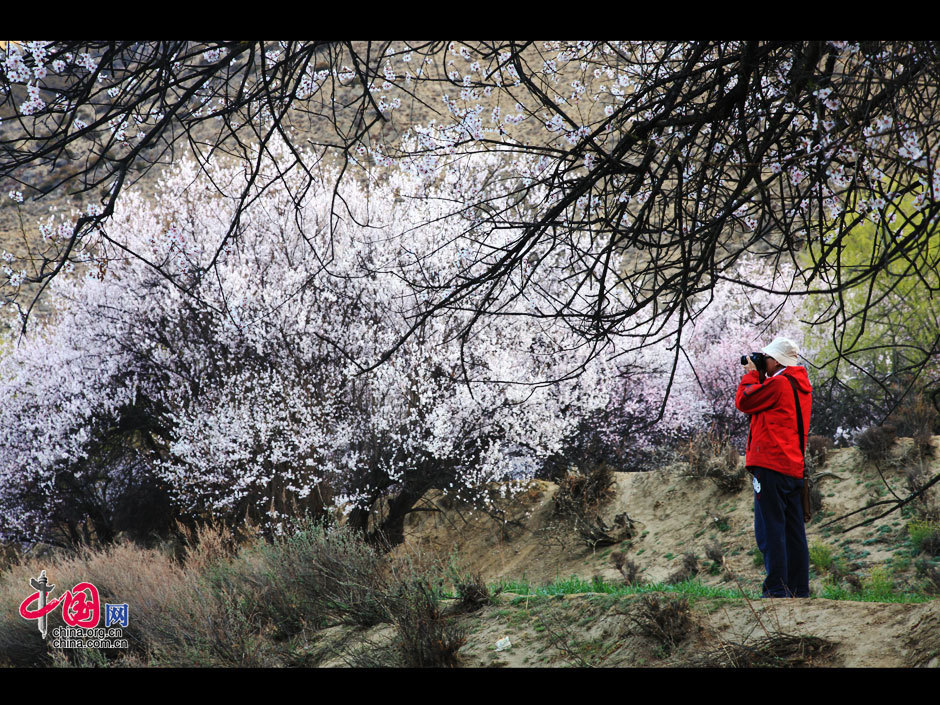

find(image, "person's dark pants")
[750,466,809,598]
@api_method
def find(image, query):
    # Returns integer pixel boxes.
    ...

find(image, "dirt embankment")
[375,439,940,667]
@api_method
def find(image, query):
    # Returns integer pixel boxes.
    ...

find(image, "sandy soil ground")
[368,437,940,667]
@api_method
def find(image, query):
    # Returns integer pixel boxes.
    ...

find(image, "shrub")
[244,521,391,635]
[884,393,937,461]
[388,578,466,667]
[85,530,281,667]
[843,573,863,593]
[915,559,940,594]
[611,551,642,585]
[0,563,53,666]
[631,594,694,657]
[699,632,835,667]
[854,424,898,463]
[704,541,724,575]
[863,566,895,600]
[805,373,889,449]
[806,435,833,466]
[904,462,938,520]
[553,464,615,518]
[887,392,939,442]
[801,459,824,518]
[807,480,824,517]
[809,543,834,572]
[908,520,940,556]
[684,431,745,493]
[0,542,19,574]
[0,532,278,668]
[553,464,634,548]
[452,571,493,613]
[667,552,699,584]
[2,522,468,667]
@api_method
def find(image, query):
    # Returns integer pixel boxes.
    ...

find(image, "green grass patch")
[493,573,938,605]
[819,581,930,603]
[491,575,756,601]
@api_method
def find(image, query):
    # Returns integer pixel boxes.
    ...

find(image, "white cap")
[762,336,800,367]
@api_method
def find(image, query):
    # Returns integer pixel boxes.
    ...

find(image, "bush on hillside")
[854,424,898,464]
[684,431,745,494]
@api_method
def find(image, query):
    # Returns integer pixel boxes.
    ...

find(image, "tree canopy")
[3,40,940,544]
[2,42,939,379]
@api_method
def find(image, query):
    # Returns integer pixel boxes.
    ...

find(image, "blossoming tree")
[0,131,814,545]
[2,41,939,398]
[0,145,621,543]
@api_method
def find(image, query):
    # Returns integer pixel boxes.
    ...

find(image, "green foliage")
[908,519,940,556]
[809,542,834,572]
[495,570,938,604]
[800,187,940,435]
[818,561,931,604]
[864,566,895,600]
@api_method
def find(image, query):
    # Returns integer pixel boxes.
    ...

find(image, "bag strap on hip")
[786,375,813,523]
[786,376,805,467]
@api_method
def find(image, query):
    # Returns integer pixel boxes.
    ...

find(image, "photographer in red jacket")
[735,337,812,598]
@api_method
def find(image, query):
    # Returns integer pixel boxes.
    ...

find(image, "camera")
[740,351,768,374]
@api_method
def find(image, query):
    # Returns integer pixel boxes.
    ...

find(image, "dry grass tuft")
[553,464,633,548]
[888,393,938,457]
[388,578,466,667]
[855,424,898,464]
[553,464,615,518]
[684,431,745,494]
[666,552,700,584]
[700,632,836,667]
[631,594,694,657]
[611,550,642,585]
[806,434,833,467]
[453,571,493,613]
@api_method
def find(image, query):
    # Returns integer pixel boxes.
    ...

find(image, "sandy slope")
[381,438,940,667]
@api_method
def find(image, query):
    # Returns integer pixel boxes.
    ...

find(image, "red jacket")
[735,366,812,478]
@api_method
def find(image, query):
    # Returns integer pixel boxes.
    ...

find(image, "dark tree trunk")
[346,484,429,550]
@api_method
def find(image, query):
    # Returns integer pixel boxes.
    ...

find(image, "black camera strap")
[786,374,813,523]
[786,376,805,470]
